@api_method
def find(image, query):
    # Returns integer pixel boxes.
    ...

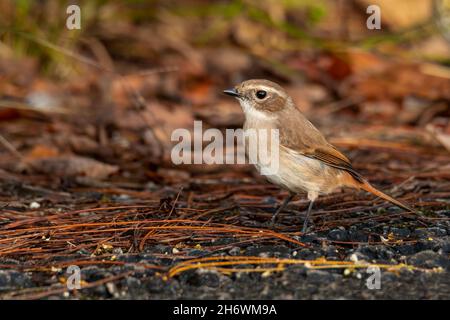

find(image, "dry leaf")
[26,155,119,179]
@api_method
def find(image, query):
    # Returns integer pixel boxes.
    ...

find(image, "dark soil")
[0,177,449,300]
[1,0,449,300]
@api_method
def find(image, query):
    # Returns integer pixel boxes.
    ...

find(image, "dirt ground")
[0,0,449,299]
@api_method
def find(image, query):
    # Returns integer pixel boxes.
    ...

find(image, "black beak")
[223,88,241,98]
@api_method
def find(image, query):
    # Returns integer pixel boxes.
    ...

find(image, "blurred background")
[1,0,450,301]
[0,0,449,193]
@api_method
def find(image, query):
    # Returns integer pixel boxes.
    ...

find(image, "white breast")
[240,100,275,121]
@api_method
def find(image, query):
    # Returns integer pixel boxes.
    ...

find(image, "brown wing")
[304,146,364,183]
[278,108,363,182]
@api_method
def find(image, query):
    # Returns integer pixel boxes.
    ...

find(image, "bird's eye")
[255,90,267,99]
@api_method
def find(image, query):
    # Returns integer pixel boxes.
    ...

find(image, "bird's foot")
[270,212,279,226]
[301,223,309,234]
[301,216,313,233]
[270,206,284,226]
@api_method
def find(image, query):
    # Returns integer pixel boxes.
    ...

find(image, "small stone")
[408,250,448,269]
[426,227,447,237]
[306,270,334,284]
[413,228,447,238]
[328,228,349,241]
[349,253,359,262]
[325,246,340,260]
[441,241,450,253]
[184,269,220,287]
[349,230,369,242]
[114,194,131,201]
[0,270,33,289]
[390,228,411,238]
[125,277,141,289]
[347,251,370,264]
[146,276,166,293]
[112,248,123,255]
[228,247,241,256]
[261,270,272,278]
[106,282,120,298]
[29,201,40,209]
[397,244,416,255]
[299,233,318,243]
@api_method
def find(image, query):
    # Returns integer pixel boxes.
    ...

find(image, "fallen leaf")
[26,155,119,179]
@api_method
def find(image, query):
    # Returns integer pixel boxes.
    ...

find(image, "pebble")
[396,244,416,255]
[228,247,241,256]
[328,228,349,241]
[390,227,411,238]
[408,250,448,269]
[124,277,142,292]
[325,246,340,260]
[0,270,33,289]
[244,245,291,258]
[112,247,123,255]
[306,270,335,284]
[299,233,318,243]
[348,230,368,242]
[348,251,371,263]
[184,269,220,287]
[413,227,447,238]
[441,240,450,253]
[29,201,40,209]
[146,276,167,293]
[113,194,131,202]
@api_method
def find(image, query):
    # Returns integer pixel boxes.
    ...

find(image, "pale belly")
[243,121,345,195]
[258,150,344,194]
[246,136,343,194]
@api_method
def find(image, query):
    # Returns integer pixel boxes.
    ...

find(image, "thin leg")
[302,191,318,233]
[271,192,295,224]
[302,200,314,233]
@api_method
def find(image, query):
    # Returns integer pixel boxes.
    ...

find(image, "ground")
[0,0,449,300]
[0,169,449,299]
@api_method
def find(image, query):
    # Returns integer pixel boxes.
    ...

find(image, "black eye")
[255,90,267,99]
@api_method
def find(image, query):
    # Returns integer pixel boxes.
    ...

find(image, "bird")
[223,79,416,233]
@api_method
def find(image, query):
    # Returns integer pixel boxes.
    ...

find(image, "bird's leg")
[302,191,318,233]
[271,192,295,224]
[302,200,314,233]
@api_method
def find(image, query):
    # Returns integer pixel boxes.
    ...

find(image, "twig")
[0,133,23,160]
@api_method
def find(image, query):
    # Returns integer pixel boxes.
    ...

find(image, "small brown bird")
[224,79,416,232]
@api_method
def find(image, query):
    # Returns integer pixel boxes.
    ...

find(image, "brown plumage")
[224,79,416,232]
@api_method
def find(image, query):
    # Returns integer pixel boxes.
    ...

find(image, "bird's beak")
[223,88,241,98]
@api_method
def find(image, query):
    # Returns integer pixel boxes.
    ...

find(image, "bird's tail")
[358,179,416,213]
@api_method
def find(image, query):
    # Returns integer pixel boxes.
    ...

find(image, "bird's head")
[224,79,292,118]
